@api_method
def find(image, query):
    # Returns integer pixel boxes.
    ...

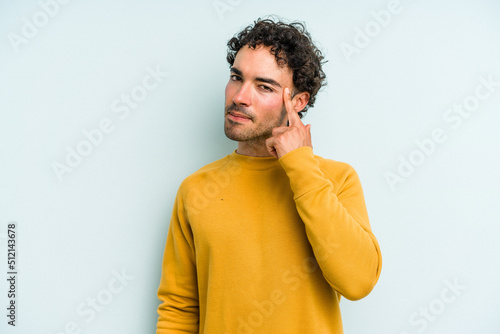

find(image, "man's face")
[224,45,294,143]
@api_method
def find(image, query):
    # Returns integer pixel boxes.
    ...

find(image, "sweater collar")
[227,150,280,170]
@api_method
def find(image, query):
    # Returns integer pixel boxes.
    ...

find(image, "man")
[156,18,382,334]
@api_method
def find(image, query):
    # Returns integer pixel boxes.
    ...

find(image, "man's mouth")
[227,111,252,122]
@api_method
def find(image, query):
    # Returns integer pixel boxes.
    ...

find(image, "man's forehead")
[232,45,292,80]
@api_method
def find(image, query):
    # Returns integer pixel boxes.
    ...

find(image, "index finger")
[284,88,302,127]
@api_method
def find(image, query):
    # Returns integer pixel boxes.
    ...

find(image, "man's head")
[224,18,326,149]
[226,18,327,118]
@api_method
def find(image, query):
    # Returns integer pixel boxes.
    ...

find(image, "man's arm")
[157,191,199,333]
[267,87,382,300]
[279,146,382,301]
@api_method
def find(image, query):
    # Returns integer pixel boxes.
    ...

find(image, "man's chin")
[224,121,248,141]
[224,128,244,142]
[224,128,271,143]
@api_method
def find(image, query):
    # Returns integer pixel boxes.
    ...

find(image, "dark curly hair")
[226,17,327,118]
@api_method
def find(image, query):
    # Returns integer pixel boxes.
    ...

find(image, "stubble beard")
[224,104,287,144]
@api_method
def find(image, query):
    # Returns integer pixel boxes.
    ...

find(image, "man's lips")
[227,111,252,122]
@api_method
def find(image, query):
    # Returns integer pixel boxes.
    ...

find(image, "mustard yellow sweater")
[157,147,382,334]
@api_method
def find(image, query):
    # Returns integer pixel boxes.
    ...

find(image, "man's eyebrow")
[230,67,243,76]
[230,66,282,88]
[255,76,282,88]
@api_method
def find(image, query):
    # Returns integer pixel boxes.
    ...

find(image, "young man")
[156,18,382,334]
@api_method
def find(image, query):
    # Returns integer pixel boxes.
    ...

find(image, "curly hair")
[226,17,327,118]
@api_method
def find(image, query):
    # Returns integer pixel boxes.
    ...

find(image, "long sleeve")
[279,146,382,301]
[157,191,199,333]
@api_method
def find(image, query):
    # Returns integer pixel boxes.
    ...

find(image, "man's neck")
[236,140,274,157]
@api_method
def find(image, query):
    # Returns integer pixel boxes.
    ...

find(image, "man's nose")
[233,83,251,106]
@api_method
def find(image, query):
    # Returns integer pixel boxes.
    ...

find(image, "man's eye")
[260,85,272,92]
[230,75,241,81]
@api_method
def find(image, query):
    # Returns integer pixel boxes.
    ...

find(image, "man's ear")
[292,91,310,112]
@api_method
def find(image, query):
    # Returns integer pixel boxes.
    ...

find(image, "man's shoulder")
[313,153,360,186]
[177,153,236,194]
[313,152,355,172]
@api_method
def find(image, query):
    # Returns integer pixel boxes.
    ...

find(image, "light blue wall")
[1,0,499,333]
